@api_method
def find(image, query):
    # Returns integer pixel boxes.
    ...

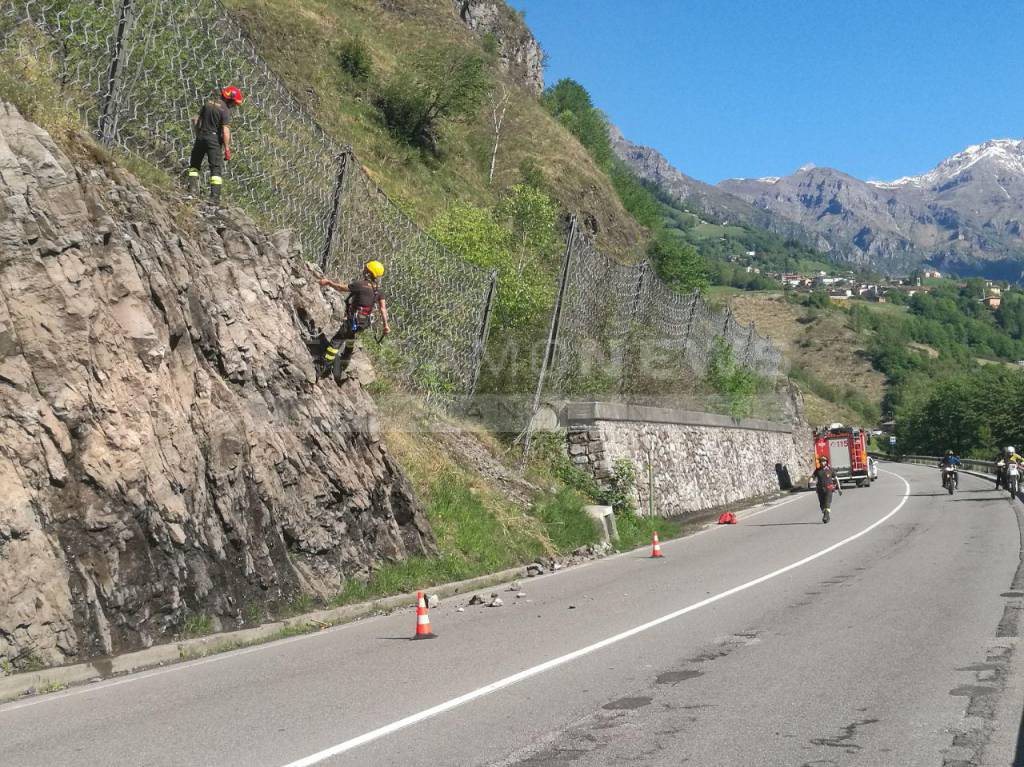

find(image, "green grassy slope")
[224,0,647,257]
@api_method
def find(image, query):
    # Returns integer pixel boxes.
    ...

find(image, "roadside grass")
[178,622,322,661]
[324,398,589,608]
[616,512,680,551]
[530,488,601,552]
[181,613,214,638]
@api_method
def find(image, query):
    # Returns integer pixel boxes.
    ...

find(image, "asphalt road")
[2,463,1022,767]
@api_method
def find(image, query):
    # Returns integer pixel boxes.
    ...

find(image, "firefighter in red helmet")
[187,86,244,203]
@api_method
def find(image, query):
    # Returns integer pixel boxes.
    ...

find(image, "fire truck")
[814,424,872,487]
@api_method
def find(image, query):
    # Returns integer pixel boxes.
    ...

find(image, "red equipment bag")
[718,512,737,525]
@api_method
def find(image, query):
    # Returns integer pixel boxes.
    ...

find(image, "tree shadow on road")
[1015,703,1024,767]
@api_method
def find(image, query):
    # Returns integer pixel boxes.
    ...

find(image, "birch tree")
[488,83,510,183]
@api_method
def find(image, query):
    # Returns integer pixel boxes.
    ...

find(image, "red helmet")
[221,86,244,106]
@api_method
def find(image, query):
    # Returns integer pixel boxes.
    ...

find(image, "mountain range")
[613,130,1024,280]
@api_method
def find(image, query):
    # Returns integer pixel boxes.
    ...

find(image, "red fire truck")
[814,424,872,487]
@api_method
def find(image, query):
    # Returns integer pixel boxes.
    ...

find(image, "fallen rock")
[427,594,440,609]
[468,594,485,606]
[489,597,504,607]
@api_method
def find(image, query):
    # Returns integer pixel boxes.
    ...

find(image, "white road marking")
[280,470,913,767]
[0,483,814,714]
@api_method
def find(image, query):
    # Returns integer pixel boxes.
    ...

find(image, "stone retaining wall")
[564,402,811,517]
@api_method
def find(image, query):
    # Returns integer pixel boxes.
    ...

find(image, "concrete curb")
[0,565,525,704]
[0,484,809,704]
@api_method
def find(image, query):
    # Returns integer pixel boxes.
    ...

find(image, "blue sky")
[507,1,1024,184]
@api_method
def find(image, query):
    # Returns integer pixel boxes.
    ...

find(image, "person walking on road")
[812,455,842,524]
[187,86,244,203]
[316,260,390,379]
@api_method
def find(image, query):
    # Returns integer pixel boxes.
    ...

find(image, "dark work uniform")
[188,99,231,197]
[812,465,839,514]
[323,278,384,370]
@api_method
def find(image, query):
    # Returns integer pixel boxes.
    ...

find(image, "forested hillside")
[758,280,1024,455]
[224,0,650,255]
[853,281,1024,455]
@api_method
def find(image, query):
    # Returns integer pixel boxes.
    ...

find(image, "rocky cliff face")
[454,0,544,94]
[0,103,434,670]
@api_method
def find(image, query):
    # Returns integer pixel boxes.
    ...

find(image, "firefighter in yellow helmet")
[317,261,390,378]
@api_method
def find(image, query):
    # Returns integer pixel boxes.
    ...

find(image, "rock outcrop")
[0,103,434,670]
[455,0,544,94]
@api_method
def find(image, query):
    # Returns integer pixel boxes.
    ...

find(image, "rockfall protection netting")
[0,0,496,410]
[1,0,783,418]
[540,228,783,410]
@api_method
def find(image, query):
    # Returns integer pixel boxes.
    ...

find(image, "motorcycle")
[1008,462,1020,499]
[942,464,958,495]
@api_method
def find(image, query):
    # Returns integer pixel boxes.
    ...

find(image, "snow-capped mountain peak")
[869,138,1024,189]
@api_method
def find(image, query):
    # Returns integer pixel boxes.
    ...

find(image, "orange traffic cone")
[650,531,664,558]
[413,591,437,640]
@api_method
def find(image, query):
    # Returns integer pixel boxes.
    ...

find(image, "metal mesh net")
[1,0,784,417]
[543,229,783,410]
[0,0,495,411]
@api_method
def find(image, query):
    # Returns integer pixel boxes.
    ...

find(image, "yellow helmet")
[364,260,384,279]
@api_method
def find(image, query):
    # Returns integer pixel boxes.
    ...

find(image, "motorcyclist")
[938,450,960,489]
[811,455,842,524]
[994,446,1023,490]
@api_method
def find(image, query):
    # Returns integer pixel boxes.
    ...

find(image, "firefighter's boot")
[209,175,223,204]
[186,168,200,195]
[317,343,342,381]
[822,508,830,524]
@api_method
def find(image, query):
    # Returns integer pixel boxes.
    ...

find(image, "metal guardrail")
[873,452,997,476]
